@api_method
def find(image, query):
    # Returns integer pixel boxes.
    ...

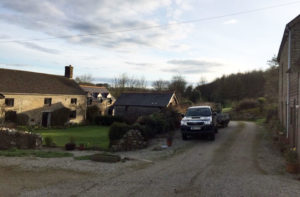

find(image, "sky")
[0,0,299,86]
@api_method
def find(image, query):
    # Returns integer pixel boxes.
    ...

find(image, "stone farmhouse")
[0,65,87,127]
[278,15,300,157]
[80,85,115,115]
[113,92,178,118]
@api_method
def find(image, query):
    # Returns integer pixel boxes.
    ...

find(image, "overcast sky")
[0,0,299,85]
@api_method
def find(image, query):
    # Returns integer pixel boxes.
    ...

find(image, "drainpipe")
[287,27,292,139]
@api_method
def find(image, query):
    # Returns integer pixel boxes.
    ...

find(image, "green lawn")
[222,107,232,113]
[33,126,110,149]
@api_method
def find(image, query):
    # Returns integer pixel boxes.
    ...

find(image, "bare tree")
[152,80,169,91]
[198,76,207,85]
[75,74,94,84]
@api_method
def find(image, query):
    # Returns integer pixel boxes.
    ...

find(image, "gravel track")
[2,121,300,196]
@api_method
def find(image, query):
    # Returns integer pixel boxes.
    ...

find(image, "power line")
[0,0,299,43]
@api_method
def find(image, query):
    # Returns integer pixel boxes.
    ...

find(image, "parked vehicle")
[216,113,230,128]
[180,106,217,141]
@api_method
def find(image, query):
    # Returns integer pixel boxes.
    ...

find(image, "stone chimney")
[65,65,73,79]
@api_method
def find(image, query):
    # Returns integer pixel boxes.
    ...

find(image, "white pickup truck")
[180,106,217,141]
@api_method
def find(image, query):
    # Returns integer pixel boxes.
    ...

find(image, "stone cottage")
[113,92,178,118]
[80,85,115,115]
[0,65,87,127]
[278,14,300,157]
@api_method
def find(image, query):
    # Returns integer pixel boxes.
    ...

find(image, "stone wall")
[0,128,42,150]
[111,130,147,152]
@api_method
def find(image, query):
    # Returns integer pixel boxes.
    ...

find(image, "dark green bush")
[44,136,54,147]
[51,107,71,126]
[5,111,17,122]
[95,115,124,126]
[109,122,131,142]
[234,99,258,112]
[131,123,155,140]
[16,113,29,125]
[86,105,101,123]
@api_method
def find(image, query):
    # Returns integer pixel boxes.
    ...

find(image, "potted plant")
[65,136,76,151]
[166,131,174,147]
[78,143,85,151]
[285,147,298,174]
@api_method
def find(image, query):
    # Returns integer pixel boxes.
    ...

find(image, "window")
[70,110,76,119]
[71,98,77,105]
[87,97,93,105]
[44,98,52,106]
[5,98,14,107]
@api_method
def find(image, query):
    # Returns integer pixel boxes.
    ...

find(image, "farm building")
[278,14,300,157]
[80,85,115,115]
[113,92,178,119]
[0,65,86,127]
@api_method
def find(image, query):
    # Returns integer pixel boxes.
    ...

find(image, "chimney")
[65,65,73,79]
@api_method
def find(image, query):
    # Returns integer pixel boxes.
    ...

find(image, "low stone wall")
[0,128,42,150]
[112,130,147,152]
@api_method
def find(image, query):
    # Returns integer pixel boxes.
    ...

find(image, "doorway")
[42,112,51,127]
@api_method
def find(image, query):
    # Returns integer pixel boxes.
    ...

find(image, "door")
[42,112,51,127]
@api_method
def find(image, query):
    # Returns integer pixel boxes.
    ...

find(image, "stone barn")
[278,14,300,157]
[0,65,87,127]
[113,92,178,119]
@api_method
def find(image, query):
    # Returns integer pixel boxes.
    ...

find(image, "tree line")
[75,57,279,106]
[196,57,279,105]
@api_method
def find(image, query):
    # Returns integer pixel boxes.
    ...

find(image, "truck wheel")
[182,133,188,140]
[208,133,215,141]
[215,127,218,133]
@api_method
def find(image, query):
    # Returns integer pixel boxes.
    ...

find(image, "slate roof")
[278,14,300,61]
[0,68,86,95]
[114,92,175,107]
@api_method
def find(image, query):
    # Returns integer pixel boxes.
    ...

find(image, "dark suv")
[180,106,217,141]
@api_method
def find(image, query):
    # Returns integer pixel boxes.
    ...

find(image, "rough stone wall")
[278,21,300,157]
[111,130,147,151]
[0,94,86,126]
[0,128,42,150]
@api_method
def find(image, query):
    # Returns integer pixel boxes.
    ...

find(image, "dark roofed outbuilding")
[113,92,178,120]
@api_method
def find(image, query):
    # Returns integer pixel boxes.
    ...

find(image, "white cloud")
[223,19,238,25]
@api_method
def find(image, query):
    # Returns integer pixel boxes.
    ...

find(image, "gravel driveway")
[1,121,300,196]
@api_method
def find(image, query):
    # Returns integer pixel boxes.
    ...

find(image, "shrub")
[285,148,298,163]
[44,136,54,147]
[16,113,29,125]
[132,122,156,140]
[234,99,258,112]
[109,122,131,142]
[51,107,71,126]
[5,111,17,123]
[95,115,124,126]
[86,105,101,123]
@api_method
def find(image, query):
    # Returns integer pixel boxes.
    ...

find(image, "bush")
[86,105,101,123]
[5,111,17,123]
[234,99,258,112]
[95,115,124,126]
[44,136,54,147]
[109,122,131,142]
[51,107,71,126]
[132,122,156,140]
[16,113,29,125]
